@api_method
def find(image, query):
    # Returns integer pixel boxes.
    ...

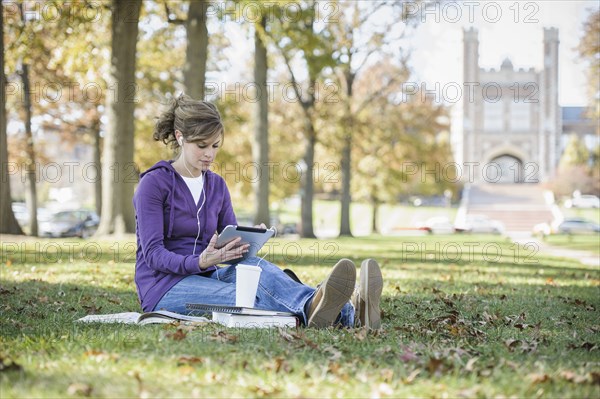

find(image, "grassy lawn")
[541,234,600,255]
[271,200,458,236]
[1,234,599,398]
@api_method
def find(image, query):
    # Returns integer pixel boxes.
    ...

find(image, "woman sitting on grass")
[133,94,383,329]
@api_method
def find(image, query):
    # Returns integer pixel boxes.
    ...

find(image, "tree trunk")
[93,121,102,217]
[339,130,352,236]
[184,0,208,100]
[253,16,270,226]
[371,194,379,234]
[339,70,354,236]
[0,0,23,235]
[300,121,316,238]
[20,63,38,236]
[96,0,141,236]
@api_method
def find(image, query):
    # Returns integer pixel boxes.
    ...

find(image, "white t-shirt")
[181,173,204,205]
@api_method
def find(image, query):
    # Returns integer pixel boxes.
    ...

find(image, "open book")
[76,310,210,325]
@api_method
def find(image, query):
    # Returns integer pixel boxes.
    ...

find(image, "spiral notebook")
[186,303,298,328]
[185,303,294,317]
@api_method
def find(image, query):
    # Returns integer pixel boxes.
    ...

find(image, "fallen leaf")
[323,346,342,361]
[559,370,587,384]
[0,356,23,373]
[514,323,530,330]
[404,369,421,384]
[399,346,418,363]
[528,373,551,384]
[567,342,598,351]
[166,328,187,341]
[353,327,368,341]
[427,357,444,375]
[209,330,237,344]
[380,368,394,383]
[465,357,478,372]
[177,355,204,366]
[504,339,521,352]
[67,383,93,397]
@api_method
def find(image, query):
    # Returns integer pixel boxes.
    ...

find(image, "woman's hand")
[199,234,249,270]
[254,223,267,229]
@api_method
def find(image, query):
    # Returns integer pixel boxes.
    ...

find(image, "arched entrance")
[489,154,523,183]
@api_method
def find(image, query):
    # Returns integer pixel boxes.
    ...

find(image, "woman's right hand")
[198,233,249,270]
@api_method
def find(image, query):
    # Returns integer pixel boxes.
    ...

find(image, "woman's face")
[182,133,222,173]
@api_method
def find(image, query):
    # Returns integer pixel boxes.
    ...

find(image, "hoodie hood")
[141,161,177,238]
[140,160,215,239]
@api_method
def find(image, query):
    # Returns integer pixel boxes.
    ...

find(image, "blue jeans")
[154,256,355,327]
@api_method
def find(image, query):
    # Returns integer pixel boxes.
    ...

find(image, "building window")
[511,102,531,132]
[483,101,503,132]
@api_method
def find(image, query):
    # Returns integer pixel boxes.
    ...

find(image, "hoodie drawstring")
[167,171,176,238]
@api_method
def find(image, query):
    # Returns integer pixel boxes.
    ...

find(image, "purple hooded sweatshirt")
[133,160,237,312]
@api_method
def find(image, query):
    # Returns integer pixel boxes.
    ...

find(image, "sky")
[404,0,597,107]
[219,1,597,108]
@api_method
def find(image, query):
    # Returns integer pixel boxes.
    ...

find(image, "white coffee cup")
[235,264,262,308]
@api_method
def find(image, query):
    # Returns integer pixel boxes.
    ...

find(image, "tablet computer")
[215,225,275,264]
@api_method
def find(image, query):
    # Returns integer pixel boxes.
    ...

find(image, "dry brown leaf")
[379,368,394,383]
[353,327,368,341]
[404,369,421,384]
[528,372,551,384]
[209,330,238,344]
[0,356,23,373]
[67,382,93,397]
[166,328,187,341]
[323,346,342,361]
[427,357,444,375]
[399,346,418,363]
[177,355,204,366]
[465,357,478,372]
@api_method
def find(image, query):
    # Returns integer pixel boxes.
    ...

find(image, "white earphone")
[176,131,206,255]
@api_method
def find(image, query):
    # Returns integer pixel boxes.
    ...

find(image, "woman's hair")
[154,94,224,148]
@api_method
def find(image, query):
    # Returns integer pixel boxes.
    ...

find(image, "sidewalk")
[509,232,600,267]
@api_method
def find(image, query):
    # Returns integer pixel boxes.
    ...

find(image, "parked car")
[459,214,505,234]
[555,218,600,235]
[416,217,455,234]
[410,195,450,207]
[39,210,99,238]
[11,202,29,226]
[11,202,53,227]
[564,195,600,209]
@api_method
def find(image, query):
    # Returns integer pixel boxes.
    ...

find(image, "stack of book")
[186,303,298,328]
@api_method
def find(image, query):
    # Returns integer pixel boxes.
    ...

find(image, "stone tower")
[461,27,560,183]
[541,27,561,180]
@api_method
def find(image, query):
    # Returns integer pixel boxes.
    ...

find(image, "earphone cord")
[192,188,206,256]
[256,225,277,268]
[180,139,206,256]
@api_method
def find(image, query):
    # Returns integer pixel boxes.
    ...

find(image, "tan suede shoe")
[307,259,356,328]
[353,259,383,329]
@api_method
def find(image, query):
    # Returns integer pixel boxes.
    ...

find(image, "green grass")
[271,200,457,235]
[542,234,600,254]
[562,207,600,224]
[1,234,599,398]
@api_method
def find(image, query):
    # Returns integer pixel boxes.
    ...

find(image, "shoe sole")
[360,259,383,329]
[308,259,356,328]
